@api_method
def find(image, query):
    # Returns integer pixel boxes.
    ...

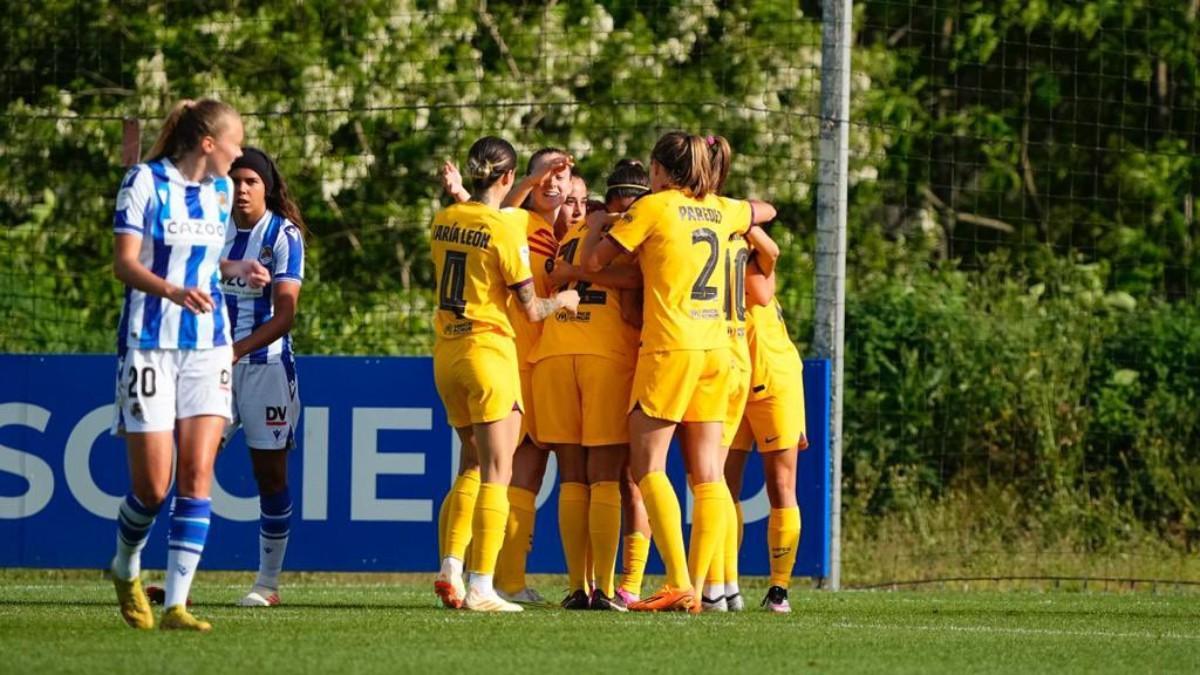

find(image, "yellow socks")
[441,468,480,561]
[735,501,744,549]
[620,532,650,595]
[494,486,536,595]
[705,482,739,593]
[559,482,590,592]
[687,481,727,592]
[638,471,690,590]
[768,506,801,588]
[722,483,740,589]
[588,482,622,598]
[468,483,509,575]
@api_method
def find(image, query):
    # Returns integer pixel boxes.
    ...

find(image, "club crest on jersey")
[218,191,229,210]
[258,245,275,268]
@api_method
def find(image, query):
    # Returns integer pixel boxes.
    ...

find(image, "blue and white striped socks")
[164,496,211,608]
[256,488,292,590]
[112,493,161,580]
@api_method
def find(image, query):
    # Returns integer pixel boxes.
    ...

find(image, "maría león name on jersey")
[432,223,491,249]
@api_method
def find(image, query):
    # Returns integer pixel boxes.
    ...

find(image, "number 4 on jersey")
[438,251,468,318]
[557,239,606,305]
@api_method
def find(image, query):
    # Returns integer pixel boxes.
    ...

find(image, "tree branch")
[920,185,1015,234]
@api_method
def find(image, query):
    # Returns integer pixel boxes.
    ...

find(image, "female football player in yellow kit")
[584,132,764,612]
[725,263,807,613]
[691,136,782,613]
[491,148,574,603]
[437,148,572,604]
[532,168,645,610]
[430,137,578,612]
[594,161,655,608]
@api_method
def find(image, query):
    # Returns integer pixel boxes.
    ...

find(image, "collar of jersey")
[161,157,215,186]
[238,208,274,232]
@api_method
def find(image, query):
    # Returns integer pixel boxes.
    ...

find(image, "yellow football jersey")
[430,202,533,340]
[746,297,804,399]
[608,189,752,352]
[532,221,640,363]
[504,208,559,368]
[724,233,751,372]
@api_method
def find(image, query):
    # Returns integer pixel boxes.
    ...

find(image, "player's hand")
[532,155,574,187]
[585,210,618,231]
[556,289,581,314]
[168,286,215,314]
[231,260,271,288]
[441,160,464,195]
[548,261,579,287]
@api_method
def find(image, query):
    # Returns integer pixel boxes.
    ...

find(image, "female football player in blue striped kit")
[109,98,268,632]
[220,147,307,608]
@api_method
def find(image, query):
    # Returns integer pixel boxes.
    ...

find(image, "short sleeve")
[606,196,659,253]
[721,196,753,237]
[273,221,305,283]
[113,165,155,237]
[495,214,533,289]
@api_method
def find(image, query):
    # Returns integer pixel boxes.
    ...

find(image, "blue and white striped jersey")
[220,209,304,364]
[113,159,233,352]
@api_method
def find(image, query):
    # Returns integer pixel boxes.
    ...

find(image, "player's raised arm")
[745,256,775,307]
[745,225,781,284]
[502,153,573,208]
[441,159,471,203]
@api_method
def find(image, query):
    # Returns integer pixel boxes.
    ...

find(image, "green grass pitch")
[2,571,1199,673]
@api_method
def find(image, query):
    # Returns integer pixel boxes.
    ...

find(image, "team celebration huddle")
[429,134,808,614]
[104,99,807,630]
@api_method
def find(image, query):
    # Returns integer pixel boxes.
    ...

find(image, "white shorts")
[223,360,301,451]
[112,346,234,435]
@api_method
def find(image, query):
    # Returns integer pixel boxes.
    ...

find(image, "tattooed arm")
[512,282,580,322]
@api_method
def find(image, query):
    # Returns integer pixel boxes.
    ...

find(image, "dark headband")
[230,146,275,195]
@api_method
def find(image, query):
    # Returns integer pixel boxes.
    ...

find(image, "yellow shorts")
[433,332,522,428]
[629,348,729,423]
[731,374,808,453]
[519,368,539,446]
[533,354,634,446]
[722,366,751,448]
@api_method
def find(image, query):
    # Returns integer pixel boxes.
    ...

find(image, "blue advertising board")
[0,354,829,578]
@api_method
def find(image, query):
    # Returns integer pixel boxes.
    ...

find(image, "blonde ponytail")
[146,98,239,162]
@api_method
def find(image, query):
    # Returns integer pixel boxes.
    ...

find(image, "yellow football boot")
[112,575,154,630]
[160,605,213,633]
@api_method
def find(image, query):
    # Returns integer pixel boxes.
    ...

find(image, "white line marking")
[832,621,1200,641]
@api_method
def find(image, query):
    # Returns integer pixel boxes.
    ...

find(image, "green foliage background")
[2,1,1198,581]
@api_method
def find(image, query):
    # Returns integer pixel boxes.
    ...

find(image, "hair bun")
[467,158,494,180]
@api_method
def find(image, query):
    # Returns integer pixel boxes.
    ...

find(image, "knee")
[172,458,216,497]
[766,473,797,508]
[132,484,168,512]
[255,473,288,497]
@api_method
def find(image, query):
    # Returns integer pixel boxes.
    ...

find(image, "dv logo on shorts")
[265,406,288,427]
